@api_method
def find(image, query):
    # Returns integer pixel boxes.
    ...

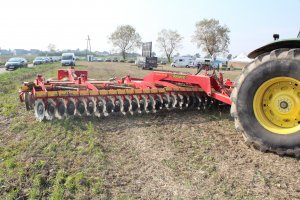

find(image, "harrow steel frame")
[19,68,234,121]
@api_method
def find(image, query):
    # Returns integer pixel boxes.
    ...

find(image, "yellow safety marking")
[68,91,79,96]
[143,89,151,94]
[35,91,47,97]
[134,89,143,94]
[158,88,166,93]
[108,90,118,95]
[150,89,159,93]
[192,88,203,92]
[165,87,173,92]
[47,91,59,97]
[125,89,134,94]
[89,91,98,96]
[99,90,109,95]
[172,74,187,79]
[80,91,90,96]
[58,91,69,96]
[117,89,126,95]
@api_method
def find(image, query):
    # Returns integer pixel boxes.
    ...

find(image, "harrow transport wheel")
[231,48,300,156]
[34,99,45,122]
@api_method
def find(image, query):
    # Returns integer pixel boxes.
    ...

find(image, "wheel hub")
[279,100,288,109]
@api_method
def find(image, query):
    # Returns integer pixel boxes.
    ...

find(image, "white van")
[61,53,76,66]
[171,56,196,68]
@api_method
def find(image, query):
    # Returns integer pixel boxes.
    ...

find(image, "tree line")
[109,18,230,62]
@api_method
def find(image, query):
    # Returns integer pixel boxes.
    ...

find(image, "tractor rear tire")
[231,48,300,157]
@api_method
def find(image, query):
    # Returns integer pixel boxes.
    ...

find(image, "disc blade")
[148,95,156,113]
[98,97,108,117]
[34,99,45,122]
[45,98,56,120]
[177,93,184,109]
[155,94,163,110]
[76,97,87,116]
[124,95,133,115]
[66,98,76,116]
[106,96,115,114]
[132,95,140,113]
[55,98,67,119]
[86,97,96,116]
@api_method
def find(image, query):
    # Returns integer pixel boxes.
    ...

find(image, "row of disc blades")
[33,93,225,121]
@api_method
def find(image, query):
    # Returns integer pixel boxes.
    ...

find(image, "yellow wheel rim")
[253,77,300,134]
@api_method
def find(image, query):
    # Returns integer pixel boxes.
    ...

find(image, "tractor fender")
[248,38,300,59]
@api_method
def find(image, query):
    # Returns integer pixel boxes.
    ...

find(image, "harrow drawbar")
[19,68,234,121]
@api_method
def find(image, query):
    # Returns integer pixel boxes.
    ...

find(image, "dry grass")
[1,61,299,199]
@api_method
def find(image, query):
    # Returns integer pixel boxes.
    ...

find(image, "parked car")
[43,57,50,63]
[51,57,59,62]
[105,58,111,62]
[128,60,135,63]
[61,53,76,66]
[5,57,28,70]
[33,57,45,65]
[93,58,103,62]
[48,57,53,63]
[119,59,125,62]
[112,58,118,62]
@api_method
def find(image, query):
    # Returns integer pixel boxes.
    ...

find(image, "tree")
[227,54,232,60]
[109,25,142,60]
[47,44,56,52]
[194,53,200,58]
[156,29,183,63]
[192,19,230,57]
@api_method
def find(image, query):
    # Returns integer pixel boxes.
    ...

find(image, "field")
[1,61,300,199]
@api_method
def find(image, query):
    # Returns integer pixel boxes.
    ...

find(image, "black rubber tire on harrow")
[230,48,300,157]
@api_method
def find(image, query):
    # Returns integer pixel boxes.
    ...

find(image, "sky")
[0,0,299,56]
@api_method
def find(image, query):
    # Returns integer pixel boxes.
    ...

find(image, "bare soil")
[97,111,300,199]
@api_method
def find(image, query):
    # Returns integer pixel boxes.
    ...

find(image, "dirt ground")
[1,61,300,199]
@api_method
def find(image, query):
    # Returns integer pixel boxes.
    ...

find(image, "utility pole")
[86,35,92,56]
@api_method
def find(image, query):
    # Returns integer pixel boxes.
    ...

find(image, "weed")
[5,158,16,169]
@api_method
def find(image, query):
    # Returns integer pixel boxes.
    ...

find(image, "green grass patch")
[0,65,105,198]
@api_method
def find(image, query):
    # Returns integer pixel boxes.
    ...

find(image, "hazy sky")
[0,0,299,56]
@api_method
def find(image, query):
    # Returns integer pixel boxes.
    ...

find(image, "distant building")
[97,51,110,56]
[0,49,13,55]
[13,49,29,56]
[29,49,41,55]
